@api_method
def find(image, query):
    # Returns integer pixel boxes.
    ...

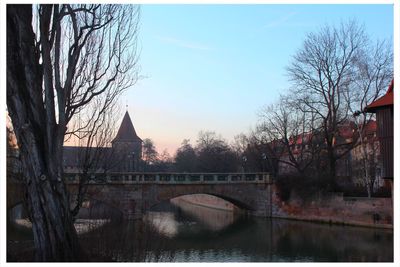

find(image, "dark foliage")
[275,175,331,202]
[174,140,198,172]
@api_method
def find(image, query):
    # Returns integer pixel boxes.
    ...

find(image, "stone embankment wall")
[271,185,393,229]
[178,188,393,229]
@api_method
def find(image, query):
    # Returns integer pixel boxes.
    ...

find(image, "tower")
[112,111,143,171]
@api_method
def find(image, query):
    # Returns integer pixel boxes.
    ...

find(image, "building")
[111,111,143,171]
[276,132,318,176]
[275,119,383,190]
[275,81,394,193]
[365,80,393,180]
[276,122,358,178]
[63,111,143,172]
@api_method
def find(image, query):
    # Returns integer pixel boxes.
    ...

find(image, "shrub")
[275,174,330,202]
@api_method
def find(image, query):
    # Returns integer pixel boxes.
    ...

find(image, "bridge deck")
[64,172,271,185]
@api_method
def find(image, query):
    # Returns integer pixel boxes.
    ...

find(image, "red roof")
[289,132,313,146]
[364,120,377,134]
[283,120,376,151]
[365,80,394,112]
[338,120,357,139]
[112,111,142,143]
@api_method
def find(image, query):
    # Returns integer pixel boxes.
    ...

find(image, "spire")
[113,111,142,143]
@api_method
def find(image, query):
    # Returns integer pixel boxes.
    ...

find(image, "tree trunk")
[7,5,82,261]
[363,155,372,198]
[21,145,82,261]
[327,146,337,190]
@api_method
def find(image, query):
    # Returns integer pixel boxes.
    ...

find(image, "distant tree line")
[140,131,241,173]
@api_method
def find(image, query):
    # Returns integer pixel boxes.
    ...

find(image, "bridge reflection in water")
[80,199,392,262]
[146,196,242,236]
[170,197,242,231]
[154,199,392,262]
[8,195,393,262]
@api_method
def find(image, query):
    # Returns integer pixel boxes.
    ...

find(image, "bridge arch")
[68,184,134,219]
[8,202,29,222]
[8,200,25,212]
[142,183,269,217]
[148,192,254,211]
[206,194,254,210]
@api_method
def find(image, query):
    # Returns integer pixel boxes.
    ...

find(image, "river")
[7,197,393,262]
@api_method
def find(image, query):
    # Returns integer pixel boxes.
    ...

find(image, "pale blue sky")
[123,4,393,154]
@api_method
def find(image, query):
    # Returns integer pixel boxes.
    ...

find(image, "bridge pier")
[118,196,145,220]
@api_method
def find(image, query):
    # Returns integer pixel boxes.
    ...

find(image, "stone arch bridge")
[8,172,273,219]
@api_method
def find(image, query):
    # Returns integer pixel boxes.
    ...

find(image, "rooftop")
[112,111,142,143]
[365,80,394,112]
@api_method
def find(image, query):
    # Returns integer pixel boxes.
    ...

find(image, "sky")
[122,4,393,155]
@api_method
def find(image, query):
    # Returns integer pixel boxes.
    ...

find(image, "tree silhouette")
[7,4,140,261]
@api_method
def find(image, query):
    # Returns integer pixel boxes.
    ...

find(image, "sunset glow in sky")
[121,4,393,155]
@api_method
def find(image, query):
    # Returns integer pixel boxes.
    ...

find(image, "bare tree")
[154,149,174,172]
[68,102,124,217]
[231,133,249,160]
[351,128,380,197]
[196,131,238,172]
[7,4,140,261]
[174,139,198,172]
[286,20,392,187]
[231,133,264,172]
[348,40,393,197]
[257,96,323,177]
[142,138,159,171]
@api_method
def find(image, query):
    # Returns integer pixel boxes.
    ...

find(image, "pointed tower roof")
[113,111,142,143]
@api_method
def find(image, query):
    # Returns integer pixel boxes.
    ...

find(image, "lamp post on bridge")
[260,152,273,219]
[242,156,247,173]
[261,152,267,173]
[127,152,135,172]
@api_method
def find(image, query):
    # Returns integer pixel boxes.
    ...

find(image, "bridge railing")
[64,172,271,184]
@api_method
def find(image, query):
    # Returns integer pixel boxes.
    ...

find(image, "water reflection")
[144,212,178,238]
[145,200,393,262]
[7,198,393,262]
[170,197,242,231]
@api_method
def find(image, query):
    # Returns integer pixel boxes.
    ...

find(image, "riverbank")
[7,202,393,262]
[12,218,111,234]
[172,191,393,230]
[7,218,112,262]
[271,186,393,230]
[272,214,393,229]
